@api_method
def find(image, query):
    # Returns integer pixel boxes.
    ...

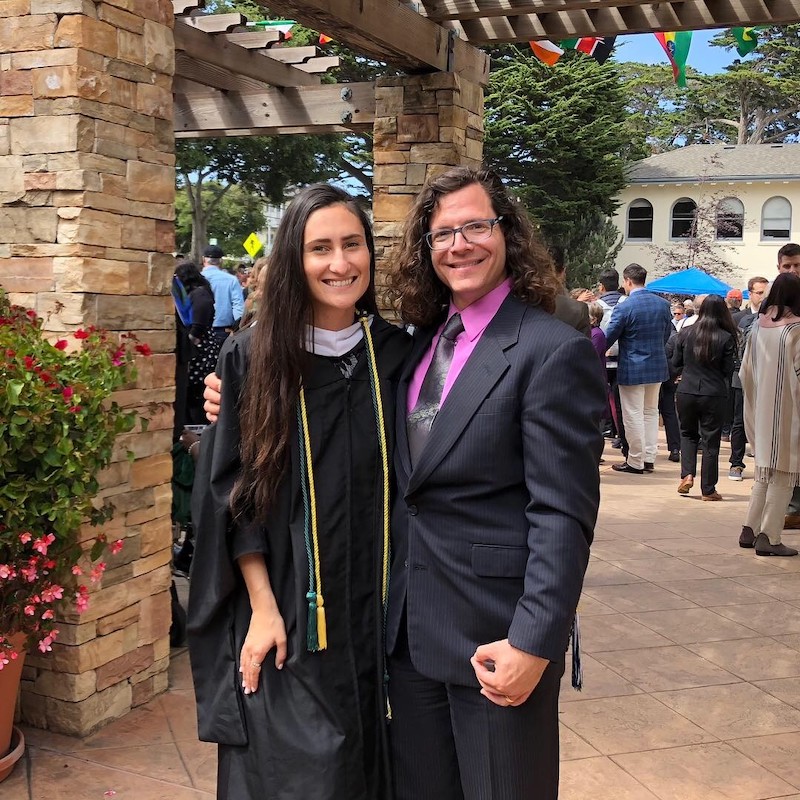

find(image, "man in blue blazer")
[385,168,605,800]
[604,264,673,474]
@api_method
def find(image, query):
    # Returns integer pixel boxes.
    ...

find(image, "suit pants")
[618,383,660,470]
[658,380,680,454]
[676,392,725,496]
[388,623,562,800]
[729,387,746,469]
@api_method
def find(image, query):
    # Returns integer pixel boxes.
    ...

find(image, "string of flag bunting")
[529,26,770,86]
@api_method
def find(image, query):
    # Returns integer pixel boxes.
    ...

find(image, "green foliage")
[0,292,146,659]
[175,182,266,257]
[484,47,631,277]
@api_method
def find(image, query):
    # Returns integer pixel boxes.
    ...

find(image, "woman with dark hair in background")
[173,261,215,432]
[739,273,800,556]
[187,184,410,799]
[672,294,737,500]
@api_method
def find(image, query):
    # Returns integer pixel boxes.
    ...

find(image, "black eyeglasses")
[424,217,503,251]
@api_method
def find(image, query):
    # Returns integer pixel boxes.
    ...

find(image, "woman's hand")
[203,372,222,422]
[240,605,287,695]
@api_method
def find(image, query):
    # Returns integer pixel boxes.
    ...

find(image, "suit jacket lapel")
[405,295,525,496]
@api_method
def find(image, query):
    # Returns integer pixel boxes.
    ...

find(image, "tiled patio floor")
[8,435,800,799]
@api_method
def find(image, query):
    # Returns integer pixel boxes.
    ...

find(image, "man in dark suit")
[385,168,605,800]
[549,245,591,335]
[604,264,673,475]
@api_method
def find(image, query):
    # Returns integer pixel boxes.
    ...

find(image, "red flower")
[24,356,35,369]
[134,343,153,357]
[68,405,82,413]
[62,386,74,400]
[53,339,68,351]
[5,348,14,358]
[25,309,37,319]
[74,329,89,339]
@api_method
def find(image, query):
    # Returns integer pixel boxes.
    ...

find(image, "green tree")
[681,26,800,144]
[174,182,266,259]
[484,47,633,285]
[176,136,342,261]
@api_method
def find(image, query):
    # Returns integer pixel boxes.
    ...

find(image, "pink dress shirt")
[407,278,513,412]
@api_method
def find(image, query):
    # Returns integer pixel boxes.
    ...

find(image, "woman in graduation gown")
[187,184,411,800]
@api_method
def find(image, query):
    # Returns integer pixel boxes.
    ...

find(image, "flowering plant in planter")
[0,290,152,667]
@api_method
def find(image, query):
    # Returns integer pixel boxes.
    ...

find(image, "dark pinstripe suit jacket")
[386,294,606,686]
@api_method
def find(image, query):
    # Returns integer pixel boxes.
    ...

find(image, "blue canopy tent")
[646,268,733,296]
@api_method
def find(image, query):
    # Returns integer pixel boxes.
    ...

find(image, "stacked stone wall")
[0,0,177,735]
[371,72,484,315]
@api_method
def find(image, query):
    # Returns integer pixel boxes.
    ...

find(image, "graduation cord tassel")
[360,315,392,718]
[298,390,327,651]
[570,612,583,691]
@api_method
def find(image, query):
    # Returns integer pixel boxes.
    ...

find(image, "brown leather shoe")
[785,515,800,530]
[677,476,694,494]
[755,533,799,557]
[702,492,723,501]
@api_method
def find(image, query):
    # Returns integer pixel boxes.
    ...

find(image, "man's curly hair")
[386,167,559,327]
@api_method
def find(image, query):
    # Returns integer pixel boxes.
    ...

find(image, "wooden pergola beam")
[174,18,321,88]
[173,81,376,138]
[260,0,490,85]
[450,0,800,40]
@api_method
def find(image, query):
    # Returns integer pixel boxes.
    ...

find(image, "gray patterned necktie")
[407,313,465,465]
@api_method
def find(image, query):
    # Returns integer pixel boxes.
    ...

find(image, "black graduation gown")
[187,317,411,800]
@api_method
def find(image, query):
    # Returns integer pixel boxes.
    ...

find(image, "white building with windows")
[612,144,800,288]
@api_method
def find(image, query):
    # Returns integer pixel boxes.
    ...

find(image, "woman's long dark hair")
[175,261,211,293]
[231,184,378,517]
[764,272,800,321]
[691,294,739,364]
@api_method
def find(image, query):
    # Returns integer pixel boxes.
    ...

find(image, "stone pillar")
[0,0,177,735]
[371,72,485,311]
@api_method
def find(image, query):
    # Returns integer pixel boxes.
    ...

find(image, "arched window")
[671,198,697,239]
[626,199,653,241]
[762,196,792,240]
[716,197,744,240]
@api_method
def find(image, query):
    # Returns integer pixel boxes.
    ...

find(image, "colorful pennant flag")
[529,40,564,66]
[731,26,767,56]
[319,34,333,45]
[560,36,617,64]
[249,19,295,38]
[655,31,693,87]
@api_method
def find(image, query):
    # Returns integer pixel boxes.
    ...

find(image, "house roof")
[627,144,800,184]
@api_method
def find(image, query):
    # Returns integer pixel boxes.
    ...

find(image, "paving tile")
[645,538,730,556]
[79,701,177,750]
[656,577,774,607]
[612,557,716,582]
[710,601,800,636]
[629,607,762,645]
[753,678,800,710]
[26,748,214,799]
[613,742,797,800]
[729,732,800,790]
[560,654,643,702]
[592,645,740,692]
[576,594,617,616]
[175,738,218,793]
[169,649,194,691]
[560,723,601,760]
[558,694,715,755]
[590,541,668,562]
[772,633,800,652]
[160,689,201,741]
[686,637,800,681]
[584,583,696,614]
[598,524,682,541]
[76,742,194,787]
[655,682,800,739]
[681,553,785,578]
[580,613,674,653]
[559,756,659,800]
[734,573,800,601]
[583,561,645,587]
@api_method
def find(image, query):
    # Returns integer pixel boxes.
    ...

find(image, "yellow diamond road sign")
[243,233,263,259]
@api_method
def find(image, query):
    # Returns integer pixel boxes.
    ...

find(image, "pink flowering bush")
[0,290,150,666]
